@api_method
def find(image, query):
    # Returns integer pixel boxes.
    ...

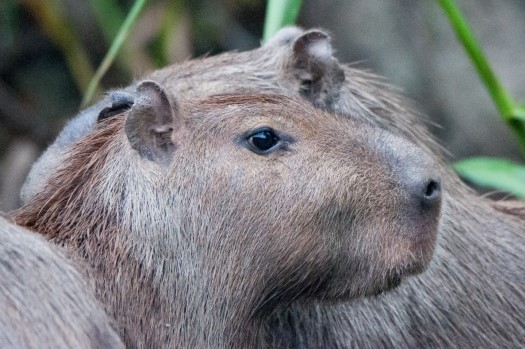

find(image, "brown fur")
[152,29,525,347]
[14,92,441,348]
[0,216,123,349]
[18,27,524,347]
[22,27,435,202]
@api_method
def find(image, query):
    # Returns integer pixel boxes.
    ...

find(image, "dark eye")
[300,79,313,94]
[98,92,134,121]
[247,128,280,154]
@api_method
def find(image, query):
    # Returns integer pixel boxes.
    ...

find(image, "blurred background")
[1,0,524,211]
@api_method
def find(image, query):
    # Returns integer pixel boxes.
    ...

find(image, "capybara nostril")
[406,171,442,216]
[407,177,442,214]
[421,179,441,208]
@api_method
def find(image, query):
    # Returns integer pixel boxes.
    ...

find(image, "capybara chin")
[14,81,441,348]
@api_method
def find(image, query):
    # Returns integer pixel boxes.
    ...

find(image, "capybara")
[20,29,433,203]
[0,216,123,349]
[19,27,524,347]
[13,81,442,348]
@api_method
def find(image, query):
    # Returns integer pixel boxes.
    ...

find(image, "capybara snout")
[291,115,443,299]
[378,132,443,239]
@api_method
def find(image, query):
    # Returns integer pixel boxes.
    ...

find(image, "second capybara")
[0,216,123,349]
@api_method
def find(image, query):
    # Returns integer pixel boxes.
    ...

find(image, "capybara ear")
[125,80,177,165]
[263,26,304,47]
[292,30,333,65]
[289,30,345,109]
[98,91,134,121]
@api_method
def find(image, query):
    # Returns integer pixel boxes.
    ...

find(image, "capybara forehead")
[190,94,308,117]
[185,94,348,131]
[200,94,286,107]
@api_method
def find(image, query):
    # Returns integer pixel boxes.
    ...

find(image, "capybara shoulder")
[0,216,123,349]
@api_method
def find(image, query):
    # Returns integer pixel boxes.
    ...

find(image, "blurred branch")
[1,0,18,49]
[82,0,148,108]
[153,0,184,68]
[438,0,525,153]
[263,0,302,42]
[20,0,96,95]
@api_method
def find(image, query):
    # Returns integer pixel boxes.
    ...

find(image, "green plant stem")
[438,0,525,153]
[89,0,132,78]
[263,0,303,42]
[438,0,515,118]
[81,0,148,108]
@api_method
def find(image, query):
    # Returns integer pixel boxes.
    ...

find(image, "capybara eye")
[247,128,280,153]
[300,79,313,94]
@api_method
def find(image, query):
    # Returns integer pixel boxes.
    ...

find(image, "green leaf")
[453,157,525,198]
[263,0,303,42]
[512,107,525,122]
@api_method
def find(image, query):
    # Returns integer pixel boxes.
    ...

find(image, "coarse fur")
[262,29,525,349]
[264,28,525,349]
[21,28,434,203]
[0,216,123,349]
[18,27,525,347]
[13,90,441,348]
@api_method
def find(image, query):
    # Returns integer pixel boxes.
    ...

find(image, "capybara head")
[21,27,438,206]
[139,80,442,293]
[126,80,442,297]
[15,79,441,348]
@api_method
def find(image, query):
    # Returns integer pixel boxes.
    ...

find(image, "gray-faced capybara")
[13,81,442,348]
[19,27,525,347]
[0,216,124,349]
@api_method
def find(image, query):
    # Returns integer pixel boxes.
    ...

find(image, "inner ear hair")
[290,30,345,109]
[292,30,334,66]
